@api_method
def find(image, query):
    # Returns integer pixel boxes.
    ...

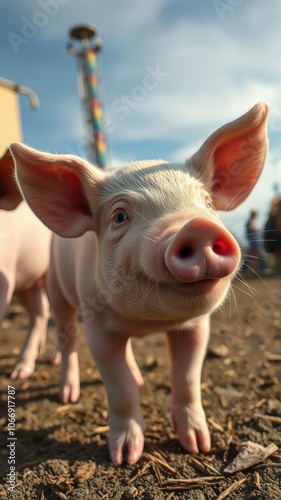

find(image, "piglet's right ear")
[188,102,269,211]
[10,143,104,238]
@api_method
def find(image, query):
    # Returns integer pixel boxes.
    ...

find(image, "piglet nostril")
[165,217,241,282]
[213,239,231,256]
[179,245,194,259]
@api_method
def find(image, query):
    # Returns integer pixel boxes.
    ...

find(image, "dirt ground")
[0,272,281,499]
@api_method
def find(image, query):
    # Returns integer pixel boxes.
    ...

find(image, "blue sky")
[1,0,281,243]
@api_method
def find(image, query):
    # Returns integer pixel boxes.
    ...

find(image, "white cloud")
[41,0,169,44]
[99,12,281,149]
[2,0,281,227]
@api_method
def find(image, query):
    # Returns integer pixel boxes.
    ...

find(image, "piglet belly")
[51,233,97,309]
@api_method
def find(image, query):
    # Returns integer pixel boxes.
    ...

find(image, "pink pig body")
[11,102,269,465]
[0,201,51,379]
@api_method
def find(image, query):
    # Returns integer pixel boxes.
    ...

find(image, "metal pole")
[67,24,107,167]
[0,77,39,109]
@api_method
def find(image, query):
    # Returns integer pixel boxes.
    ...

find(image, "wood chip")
[74,461,96,483]
[223,370,236,378]
[247,398,267,411]
[188,456,209,475]
[253,462,281,469]
[162,476,224,491]
[208,417,224,432]
[40,370,50,380]
[188,456,221,476]
[128,462,151,484]
[219,394,228,408]
[92,425,110,434]
[215,386,242,399]
[166,476,224,485]
[253,413,281,425]
[142,452,179,475]
[56,404,84,414]
[208,344,229,357]
[227,417,233,433]
[124,486,138,498]
[203,462,222,476]
[217,477,246,499]
[166,493,175,500]
[151,460,163,484]
[258,376,278,387]
[153,450,169,461]
[161,485,214,491]
[254,470,261,489]
[223,434,233,463]
[224,442,278,473]
[85,367,95,374]
[145,355,158,369]
[20,381,30,391]
[264,351,281,361]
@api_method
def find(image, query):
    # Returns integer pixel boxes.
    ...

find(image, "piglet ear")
[10,143,104,237]
[188,102,269,211]
[0,149,23,210]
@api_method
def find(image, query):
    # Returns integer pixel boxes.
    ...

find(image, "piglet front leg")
[167,315,211,454]
[10,285,50,380]
[86,325,144,465]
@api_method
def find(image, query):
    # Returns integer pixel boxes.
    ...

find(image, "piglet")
[0,150,51,379]
[10,102,269,465]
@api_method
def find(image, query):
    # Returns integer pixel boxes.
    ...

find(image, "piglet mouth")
[163,277,224,296]
[135,263,229,300]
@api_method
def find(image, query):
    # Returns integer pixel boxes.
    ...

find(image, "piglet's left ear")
[10,142,104,238]
[187,102,269,211]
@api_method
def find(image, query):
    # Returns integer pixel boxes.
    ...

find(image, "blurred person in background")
[245,210,268,274]
[264,197,281,273]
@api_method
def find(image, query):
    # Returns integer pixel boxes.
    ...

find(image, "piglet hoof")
[108,417,144,466]
[59,371,80,403]
[10,360,35,380]
[59,352,80,403]
[59,383,80,404]
[172,403,211,455]
[51,349,62,366]
[59,377,80,404]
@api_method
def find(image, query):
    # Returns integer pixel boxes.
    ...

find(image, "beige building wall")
[0,86,22,157]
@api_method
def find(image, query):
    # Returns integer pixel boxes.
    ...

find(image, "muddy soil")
[0,274,281,499]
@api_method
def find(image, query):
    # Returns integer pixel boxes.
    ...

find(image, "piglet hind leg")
[86,326,144,465]
[167,315,211,454]
[10,285,50,380]
[56,314,80,404]
[48,270,80,404]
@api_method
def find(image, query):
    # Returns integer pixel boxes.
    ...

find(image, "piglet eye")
[205,197,213,209]
[115,211,129,224]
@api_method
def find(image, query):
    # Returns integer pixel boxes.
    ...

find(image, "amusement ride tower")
[67,24,106,167]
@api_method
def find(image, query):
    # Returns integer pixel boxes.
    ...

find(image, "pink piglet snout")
[165,217,241,282]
